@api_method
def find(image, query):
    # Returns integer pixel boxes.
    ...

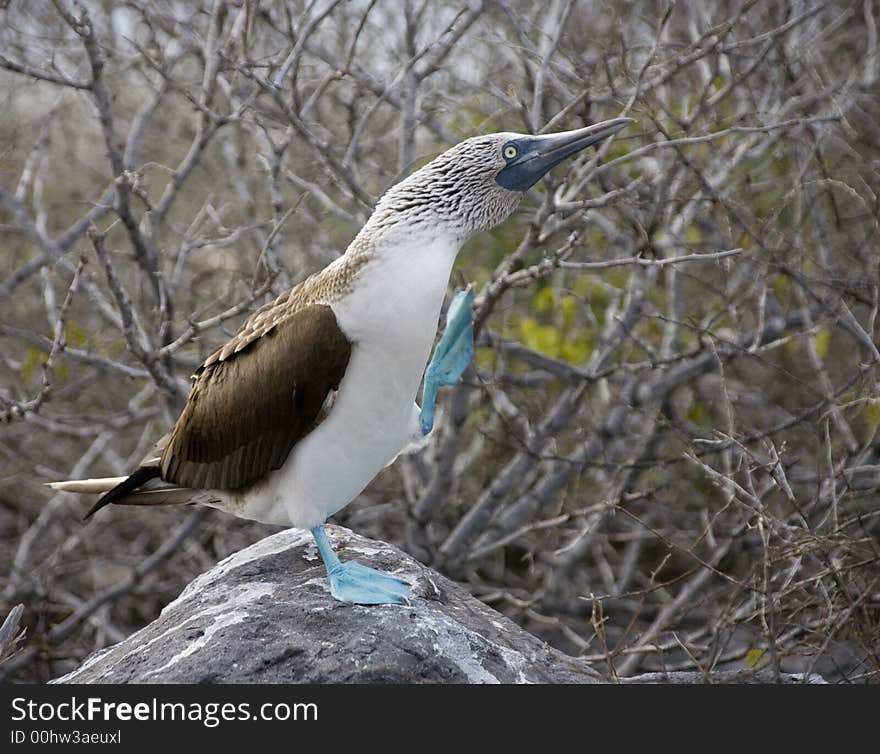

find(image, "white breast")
[230,234,460,529]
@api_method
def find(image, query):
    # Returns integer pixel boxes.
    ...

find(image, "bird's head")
[370,117,633,241]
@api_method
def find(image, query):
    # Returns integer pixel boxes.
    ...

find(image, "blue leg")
[420,287,475,435]
[310,525,410,605]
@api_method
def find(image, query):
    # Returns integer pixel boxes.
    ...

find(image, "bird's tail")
[47,466,194,519]
[47,477,129,494]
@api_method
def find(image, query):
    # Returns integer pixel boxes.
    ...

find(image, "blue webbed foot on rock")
[326,560,410,605]
[311,525,410,605]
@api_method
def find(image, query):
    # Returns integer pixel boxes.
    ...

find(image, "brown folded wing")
[160,304,351,490]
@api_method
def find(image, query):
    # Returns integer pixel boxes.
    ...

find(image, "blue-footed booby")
[49,117,632,604]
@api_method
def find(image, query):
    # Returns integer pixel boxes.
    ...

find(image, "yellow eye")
[503,145,518,159]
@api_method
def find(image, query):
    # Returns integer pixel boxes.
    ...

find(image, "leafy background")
[1,0,878,681]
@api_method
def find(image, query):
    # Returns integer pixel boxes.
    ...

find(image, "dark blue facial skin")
[495,118,633,193]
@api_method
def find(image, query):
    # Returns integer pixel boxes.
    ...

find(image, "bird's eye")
[503,145,518,160]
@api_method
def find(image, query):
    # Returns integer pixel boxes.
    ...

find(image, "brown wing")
[160,304,351,490]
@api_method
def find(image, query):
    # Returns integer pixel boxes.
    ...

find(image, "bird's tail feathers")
[45,466,196,519]
[47,477,128,494]
[102,486,196,508]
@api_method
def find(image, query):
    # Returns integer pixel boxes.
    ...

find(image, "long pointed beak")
[495,117,634,192]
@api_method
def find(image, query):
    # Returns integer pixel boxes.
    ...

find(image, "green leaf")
[533,286,556,313]
[745,648,768,670]
[560,338,591,363]
[474,346,496,370]
[65,321,88,347]
[561,294,576,326]
[864,401,880,426]
[685,224,703,244]
[686,400,712,428]
[21,347,43,385]
[519,317,562,357]
[813,329,831,359]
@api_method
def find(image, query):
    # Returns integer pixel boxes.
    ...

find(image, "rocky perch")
[53,527,824,684]
[54,526,600,683]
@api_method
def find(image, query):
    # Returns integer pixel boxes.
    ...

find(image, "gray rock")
[52,526,602,684]
[51,526,826,684]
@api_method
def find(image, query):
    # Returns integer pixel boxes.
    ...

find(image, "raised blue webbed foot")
[420,286,475,435]
[311,525,410,605]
